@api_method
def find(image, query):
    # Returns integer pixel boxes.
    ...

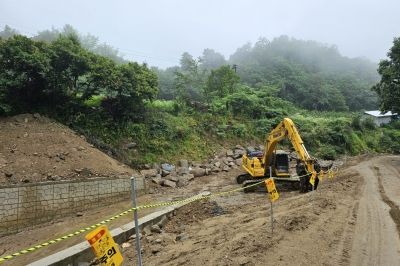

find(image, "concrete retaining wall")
[0,176,145,236]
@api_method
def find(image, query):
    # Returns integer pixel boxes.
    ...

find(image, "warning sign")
[86,225,123,266]
[309,172,317,186]
[328,169,335,178]
[319,170,324,182]
[265,178,279,202]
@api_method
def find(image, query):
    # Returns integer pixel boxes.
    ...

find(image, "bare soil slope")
[0,114,137,185]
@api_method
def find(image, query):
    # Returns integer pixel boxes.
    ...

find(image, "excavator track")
[242,176,302,193]
[242,179,266,193]
[237,173,251,184]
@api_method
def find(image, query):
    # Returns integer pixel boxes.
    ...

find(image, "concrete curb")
[28,191,211,266]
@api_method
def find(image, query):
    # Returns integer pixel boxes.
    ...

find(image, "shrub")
[318,145,337,160]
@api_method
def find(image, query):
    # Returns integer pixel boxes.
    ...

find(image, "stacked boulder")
[141,145,248,189]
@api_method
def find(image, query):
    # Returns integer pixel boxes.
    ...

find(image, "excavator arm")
[262,118,317,174]
[279,118,317,174]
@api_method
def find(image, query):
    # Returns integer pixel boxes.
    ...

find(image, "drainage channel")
[27,191,211,266]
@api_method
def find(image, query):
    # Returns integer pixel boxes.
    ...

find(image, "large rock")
[203,163,213,169]
[159,217,170,229]
[161,169,170,177]
[191,162,202,168]
[181,173,195,181]
[319,160,334,170]
[126,142,137,149]
[176,166,190,175]
[163,180,177,188]
[140,169,158,178]
[178,176,189,185]
[176,180,187,188]
[233,149,246,159]
[190,167,206,177]
[179,159,189,168]
[152,177,164,186]
[222,157,229,165]
[151,224,162,233]
[80,167,91,176]
[166,175,179,182]
[211,166,220,173]
[161,163,175,172]
[235,144,245,150]
[152,163,160,172]
[222,165,230,172]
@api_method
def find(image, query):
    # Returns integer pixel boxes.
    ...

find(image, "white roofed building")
[363,110,397,126]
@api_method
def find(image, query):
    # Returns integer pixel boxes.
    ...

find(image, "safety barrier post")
[131,177,143,266]
[312,183,315,212]
[270,167,274,233]
[310,172,316,213]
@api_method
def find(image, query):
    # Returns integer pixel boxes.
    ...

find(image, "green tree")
[372,37,400,115]
[179,52,194,71]
[151,66,179,100]
[83,54,117,99]
[174,56,206,105]
[203,65,240,103]
[301,73,349,111]
[0,35,52,114]
[48,34,92,97]
[33,24,127,65]
[200,48,226,70]
[101,62,159,121]
[0,25,20,39]
[229,42,253,63]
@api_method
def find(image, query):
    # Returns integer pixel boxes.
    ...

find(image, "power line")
[0,20,179,64]
[0,23,35,36]
[118,48,178,61]
[0,20,38,31]
[121,51,179,63]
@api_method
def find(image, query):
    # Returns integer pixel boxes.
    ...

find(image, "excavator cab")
[274,151,289,174]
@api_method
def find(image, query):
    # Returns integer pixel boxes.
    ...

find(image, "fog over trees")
[0,24,382,114]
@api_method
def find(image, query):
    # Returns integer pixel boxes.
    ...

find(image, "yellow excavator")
[237,118,320,193]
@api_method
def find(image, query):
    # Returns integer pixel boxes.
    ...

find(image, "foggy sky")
[1,0,399,69]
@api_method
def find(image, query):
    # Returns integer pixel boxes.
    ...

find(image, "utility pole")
[232,64,237,73]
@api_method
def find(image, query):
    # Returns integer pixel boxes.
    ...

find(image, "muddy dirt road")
[1,154,400,266]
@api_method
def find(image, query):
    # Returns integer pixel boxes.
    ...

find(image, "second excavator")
[237,118,321,193]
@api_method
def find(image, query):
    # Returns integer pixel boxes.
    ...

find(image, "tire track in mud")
[332,175,361,266]
[347,157,400,266]
[373,166,400,238]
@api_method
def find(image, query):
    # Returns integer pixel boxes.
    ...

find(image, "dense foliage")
[156,36,380,112]
[0,34,158,122]
[372,37,400,115]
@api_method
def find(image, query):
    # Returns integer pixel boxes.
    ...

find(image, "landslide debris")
[0,114,137,186]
